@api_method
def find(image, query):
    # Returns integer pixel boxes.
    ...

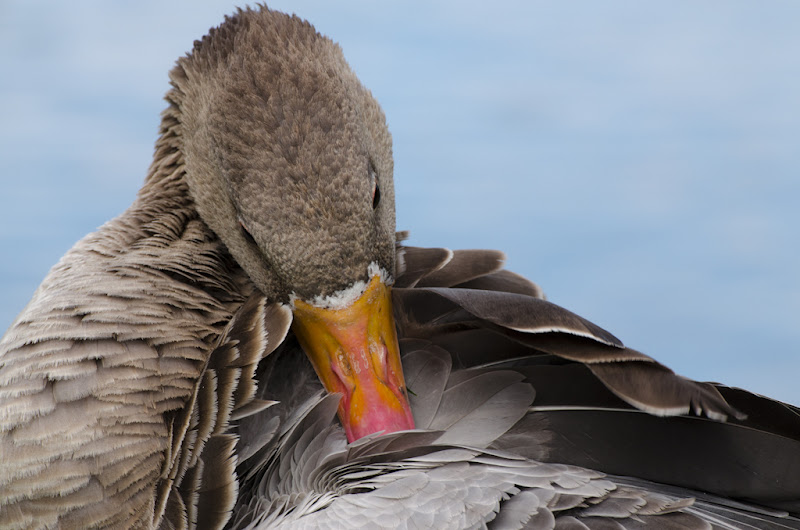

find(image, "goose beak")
[291,275,415,442]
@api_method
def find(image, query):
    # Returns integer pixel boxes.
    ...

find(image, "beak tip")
[344,387,415,442]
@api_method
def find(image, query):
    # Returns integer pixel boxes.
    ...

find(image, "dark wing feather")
[455,268,545,299]
[395,242,544,297]
[394,246,453,288]
[716,385,800,443]
[587,361,742,420]
[394,287,623,346]
[230,325,796,529]
[415,249,506,287]
[393,285,741,420]
[221,243,800,528]
[391,243,800,520]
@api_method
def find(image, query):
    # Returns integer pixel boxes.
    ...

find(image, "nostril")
[369,340,389,381]
[330,349,355,392]
[382,341,389,381]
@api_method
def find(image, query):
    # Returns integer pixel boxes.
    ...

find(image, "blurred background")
[1,1,798,404]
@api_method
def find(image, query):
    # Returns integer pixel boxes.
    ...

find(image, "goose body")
[2,7,800,529]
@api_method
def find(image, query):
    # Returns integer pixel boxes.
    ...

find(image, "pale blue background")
[1,2,799,404]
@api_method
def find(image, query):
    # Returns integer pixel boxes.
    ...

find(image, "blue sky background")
[1,1,799,405]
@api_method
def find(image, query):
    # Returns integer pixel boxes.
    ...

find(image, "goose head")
[163,9,413,442]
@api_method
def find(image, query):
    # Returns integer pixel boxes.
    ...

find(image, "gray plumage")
[226,247,800,529]
[1,6,799,530]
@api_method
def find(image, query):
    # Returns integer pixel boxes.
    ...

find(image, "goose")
[1,6,799,529]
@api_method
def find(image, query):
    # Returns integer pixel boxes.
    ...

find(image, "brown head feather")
[162,7,395,302]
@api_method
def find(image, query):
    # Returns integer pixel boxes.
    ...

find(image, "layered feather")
[0,145,278,528]
[4,226,799,528]
[3,7,800,530]
[223,240,800,529]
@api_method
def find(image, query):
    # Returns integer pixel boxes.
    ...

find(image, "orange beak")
[291,275,415,442]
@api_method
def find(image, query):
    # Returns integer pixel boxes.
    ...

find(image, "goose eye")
[239,218,257,245]
[369,163,380,209]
